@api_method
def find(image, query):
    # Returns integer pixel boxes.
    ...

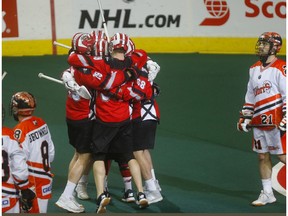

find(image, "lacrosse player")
[11,92,55,213]
[2,107,36,213]
[237,32,286,206]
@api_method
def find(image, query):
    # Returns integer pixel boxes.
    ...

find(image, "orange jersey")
[243,58,286,129]
[13,116,55,199]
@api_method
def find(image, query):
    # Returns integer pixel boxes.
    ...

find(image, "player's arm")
[278,62,286,132]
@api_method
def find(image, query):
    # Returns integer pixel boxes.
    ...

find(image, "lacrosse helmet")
[10,92,36,121]
[109,33,130,54]
[255,32,282,57]
[71,32,96,55]
[126,38,136,56]
[90,30,106,42]
[93,39,109,57]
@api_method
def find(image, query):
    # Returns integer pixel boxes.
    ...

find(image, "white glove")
[61,70,80,92]
[279,115,286,132]
[237,109,253,132]
[237,118,251,132]
[147,60,160,81]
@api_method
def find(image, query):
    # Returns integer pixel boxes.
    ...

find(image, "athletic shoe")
[75,182,90,200]
[155,179,162,192]
[96,192,111,213]
[121,189,136,203]
[251,190,276,206]
[55,194,85,213]
[136,192,149,209]
[145,189,163,204]
[143,179,162,193]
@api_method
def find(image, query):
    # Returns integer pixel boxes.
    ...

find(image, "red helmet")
[93,39,109,57]
[255,32,282,56]
[126,38,136,56]
[109,33,130,53]
[71,32,96,54]
[90,30,106,42]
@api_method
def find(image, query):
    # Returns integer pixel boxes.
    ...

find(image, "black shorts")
[66,119,94,154]
[91,121,133,161]
[132,120,157,151]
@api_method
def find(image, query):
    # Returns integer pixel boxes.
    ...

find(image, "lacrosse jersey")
[243,58,286,129]
[2,126,29,212]
[13,116,55,199]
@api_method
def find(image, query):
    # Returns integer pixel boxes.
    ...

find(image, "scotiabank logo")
[245,0,286,18]
[200,0,230,26]
[2,0,19,38]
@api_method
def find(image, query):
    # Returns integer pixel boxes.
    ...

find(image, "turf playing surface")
[2,54,286,213]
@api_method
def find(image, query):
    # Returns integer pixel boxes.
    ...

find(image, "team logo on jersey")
[253,80,272,96]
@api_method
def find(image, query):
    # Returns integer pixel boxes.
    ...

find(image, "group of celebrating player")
[54,30,164,213]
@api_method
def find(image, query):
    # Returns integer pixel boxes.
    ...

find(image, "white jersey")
[2,126,29,212]
[13,116,55,199]
[243,57,286,129]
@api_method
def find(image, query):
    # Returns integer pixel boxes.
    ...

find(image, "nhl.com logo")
[200,0,230,26]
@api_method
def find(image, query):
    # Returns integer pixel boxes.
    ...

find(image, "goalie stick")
[38,73,91,99]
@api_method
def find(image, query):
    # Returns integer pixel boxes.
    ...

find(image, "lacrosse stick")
[97,0,110,42]
[2,71,7,80]
[53,41,71,49]
[247,124,277,129]
[38,73,91,99]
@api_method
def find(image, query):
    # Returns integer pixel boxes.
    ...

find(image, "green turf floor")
[2,54,286,214]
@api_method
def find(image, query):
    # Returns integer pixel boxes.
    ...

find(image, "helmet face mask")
[10,92,36,121]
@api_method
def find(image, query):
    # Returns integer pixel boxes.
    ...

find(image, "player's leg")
[75,158,93,200]
[117,161,135,202]
[251,129,276,206]
[144,150,161,191]
[93,159,110,213]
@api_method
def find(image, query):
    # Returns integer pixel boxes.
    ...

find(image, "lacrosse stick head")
[71,32,96,55]
[10,92,36,121]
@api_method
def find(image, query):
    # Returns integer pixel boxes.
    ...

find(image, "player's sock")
[151,168,156,180]
[145,178,157,191]
[78,175,88,184]
[63,180,77,197]
[262,178,273,194]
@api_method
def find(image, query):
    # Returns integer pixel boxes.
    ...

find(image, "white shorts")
[252,128,286,155]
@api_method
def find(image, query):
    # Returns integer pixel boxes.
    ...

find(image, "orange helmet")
[10,92,36,121]
[255,32,282,56]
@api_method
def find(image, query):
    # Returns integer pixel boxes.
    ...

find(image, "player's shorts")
[66,118,94,154]
[91,121,134,161]
[252,127,286,155]
[132,119,157,151]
